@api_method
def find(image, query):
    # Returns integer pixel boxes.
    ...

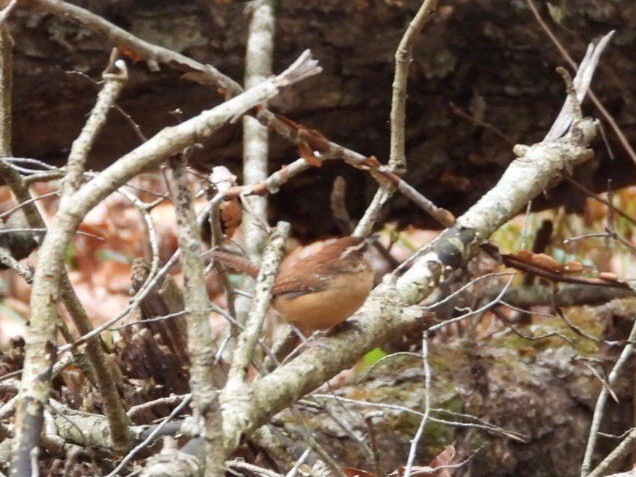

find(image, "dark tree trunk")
[11,0,636,237]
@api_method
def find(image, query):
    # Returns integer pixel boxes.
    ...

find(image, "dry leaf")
[440,171,470,191]
[343,467,376,477]
[599,272,619,281]
[562,261,584,273]
[390,445,456,477]
[219,200,241,238]
[298,142,322,167]
[530,253,562,272]
[117,46,145,63]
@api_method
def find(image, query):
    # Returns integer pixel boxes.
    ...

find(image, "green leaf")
[362,347,388,366]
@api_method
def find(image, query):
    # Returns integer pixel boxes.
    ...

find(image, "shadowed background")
[11,0,636,237]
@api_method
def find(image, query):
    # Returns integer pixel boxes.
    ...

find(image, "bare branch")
[26,0,242,94]
[63,49,128,196]
[587,428,636,477]
[390,0,438,174]
[358,0,440,236]
[243,0,276,262]
[166,155,224,476]
[545,31,614,141]
[221,222,289,451]
[404,333,431,477]
[237,0,277,355]
[581,311,636,475]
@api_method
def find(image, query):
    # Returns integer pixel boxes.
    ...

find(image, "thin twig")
[63,48,128,197]
[581,316,636,476]
[560,174,636,228]
[105,396,193,477]
[587,428,636,477]
[225,222,289,385]
[116,188,161,280]
[311,394,526,441]
[357,0,440,236]
[221,222,288,456]
[330,177,354,234]
[0,0,18,25]
[127,394,191,419]
[62,50,134,451]
[285,448,311,477]
[228,461,282,477]
[404,333,431,477]
[0,23,12,155]
[390,0,438,174]
[65,70,147,142]
[525,0,635,165]
[353,187,393,238]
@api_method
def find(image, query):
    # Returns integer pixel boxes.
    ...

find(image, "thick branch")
[221,117,598,448]
[167,156,224,477]
[243,0,275,261]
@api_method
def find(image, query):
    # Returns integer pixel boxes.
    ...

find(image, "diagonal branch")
[217,35,610,453]
[227,111,597,457]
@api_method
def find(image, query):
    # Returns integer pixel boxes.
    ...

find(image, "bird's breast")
[272,267,374,333]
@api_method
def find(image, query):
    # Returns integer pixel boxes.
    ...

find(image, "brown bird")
[213,236,374,333]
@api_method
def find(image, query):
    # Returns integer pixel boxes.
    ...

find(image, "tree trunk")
[11,0,635,236]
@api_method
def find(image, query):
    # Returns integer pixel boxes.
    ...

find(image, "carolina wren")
[213,236,374,333]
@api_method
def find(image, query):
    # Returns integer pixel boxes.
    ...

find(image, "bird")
[212,236,374,333]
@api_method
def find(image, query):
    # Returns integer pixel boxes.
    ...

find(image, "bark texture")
[11,0,636,236]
